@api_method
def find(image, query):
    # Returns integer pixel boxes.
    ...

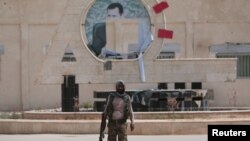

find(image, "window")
[210,43,250,78]
[157,43,180,59]
[217,53,250,78]
[104,60,112,71]
[157,52,175,59]
[61,46,76,62]
[192,82,202,89]
[158,82,168,89]
[62,52,76,62]
[175,82,185,89]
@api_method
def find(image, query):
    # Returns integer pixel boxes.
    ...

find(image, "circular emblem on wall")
[84,0,153,60]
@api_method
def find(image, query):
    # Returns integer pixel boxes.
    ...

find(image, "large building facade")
[0,0,250,111]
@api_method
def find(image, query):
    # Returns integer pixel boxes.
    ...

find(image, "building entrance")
[61,75,79,112]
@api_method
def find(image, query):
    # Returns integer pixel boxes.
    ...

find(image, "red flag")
[158,29,173,39]
[153,1,169,14]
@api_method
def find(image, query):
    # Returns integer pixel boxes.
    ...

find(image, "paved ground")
[0,134,207,141]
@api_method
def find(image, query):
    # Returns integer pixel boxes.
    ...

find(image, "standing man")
[103,80,135,141]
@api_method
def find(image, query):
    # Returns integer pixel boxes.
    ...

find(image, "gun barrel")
[99,113,106,141]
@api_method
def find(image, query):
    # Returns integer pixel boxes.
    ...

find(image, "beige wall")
[0,0,250,111]
[0,0,66,110]
[28,25,61,109]
[0,25,21,111]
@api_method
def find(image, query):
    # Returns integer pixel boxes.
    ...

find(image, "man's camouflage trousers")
[107,121,128,141]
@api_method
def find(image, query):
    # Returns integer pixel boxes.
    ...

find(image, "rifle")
[99,113,106,141]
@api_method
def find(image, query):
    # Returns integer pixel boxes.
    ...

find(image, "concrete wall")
[0,0,66,111]
[0,0,250,111]
[0,24,21,111]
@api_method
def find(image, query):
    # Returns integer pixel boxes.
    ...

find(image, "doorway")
[61,75,79,112]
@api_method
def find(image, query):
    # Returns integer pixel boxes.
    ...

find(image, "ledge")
[23,110,250,120]
[1,118,250,135]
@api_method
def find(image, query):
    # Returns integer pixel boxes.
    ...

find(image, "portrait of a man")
[85,0,152,59]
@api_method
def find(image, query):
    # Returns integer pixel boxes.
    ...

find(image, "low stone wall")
[1,111,250,134]
[1,119,250,135]
[23,110,250,120]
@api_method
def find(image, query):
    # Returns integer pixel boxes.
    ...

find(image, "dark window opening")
[158,83,168,89]
[175,82,185,89]
[62,52,76,62]
[191,82,202,89]
[157,52,175,59]
[104,60,112,71]
[62,46,76,62]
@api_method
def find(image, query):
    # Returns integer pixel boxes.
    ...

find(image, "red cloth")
[153,1,169,14]
[158,29,173,39]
